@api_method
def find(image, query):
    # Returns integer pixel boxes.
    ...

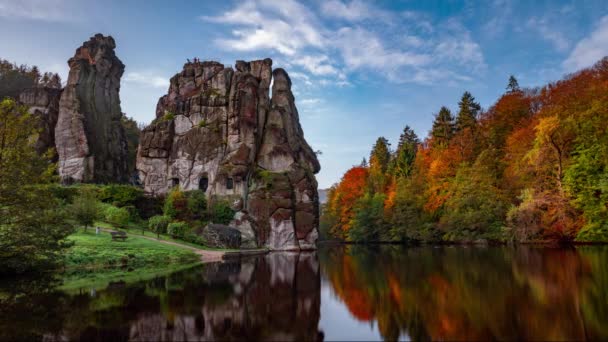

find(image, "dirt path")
[99,228,225,263]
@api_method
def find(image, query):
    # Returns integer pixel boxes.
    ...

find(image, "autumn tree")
[325,166,370,238]
[321,55,608,243]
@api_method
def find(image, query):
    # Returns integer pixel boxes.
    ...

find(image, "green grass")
[64,230,200,270]
[95,221,241,252]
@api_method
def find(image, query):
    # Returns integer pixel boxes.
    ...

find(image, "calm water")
[1,245,608,341]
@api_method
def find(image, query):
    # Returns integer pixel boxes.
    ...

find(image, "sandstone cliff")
[137,59,320,250]
[55,34,129,183]
[18,86,63,160]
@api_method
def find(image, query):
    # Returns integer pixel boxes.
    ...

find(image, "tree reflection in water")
[2,246,607,341]
[0,253,322,341]
[319,245,608,341]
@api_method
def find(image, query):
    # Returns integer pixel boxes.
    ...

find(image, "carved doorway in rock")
[199,176,209,192]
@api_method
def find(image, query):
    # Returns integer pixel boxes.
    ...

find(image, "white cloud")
[527,17,569,51]
[434,36,485,68]
[334,26,430,70]
[289,71,312,85]
[292,55,339,76]
[0,0,71,22]
[202,0,484,86]
[320,0,391,22]
[563,15,608,71]
[124,72,169,89]
[300,98,323,105]
[202,0,325,56]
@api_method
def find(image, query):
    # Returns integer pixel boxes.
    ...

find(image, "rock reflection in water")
[2,246,608,341]
[124,253,322,341]
[0,252,322,341]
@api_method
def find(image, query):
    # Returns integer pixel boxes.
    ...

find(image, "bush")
[163,187,187,219]
[98,184,143,207]
[148,215,171,238]
[43,184,79,204]
[210,200,235,225]
[186,190,207,219]
[183,233,206,246]
[162,111,175,121]
[134,195,164,220]
[168,222,189,238]
[104,206,131,228]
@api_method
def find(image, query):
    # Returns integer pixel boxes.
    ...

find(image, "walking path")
[99,227,266,263]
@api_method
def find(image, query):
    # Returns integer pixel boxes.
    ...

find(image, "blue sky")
[2,0,608,188]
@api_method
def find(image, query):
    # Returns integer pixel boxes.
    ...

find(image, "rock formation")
[18,87,63,159]
[137,59,320,250]
[55,34,129,183]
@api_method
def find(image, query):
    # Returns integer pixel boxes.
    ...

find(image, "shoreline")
[317,240,608,247]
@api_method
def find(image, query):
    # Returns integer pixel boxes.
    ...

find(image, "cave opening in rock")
[226,177,234,190]
[199,177,209,191]
[171,178,179,188]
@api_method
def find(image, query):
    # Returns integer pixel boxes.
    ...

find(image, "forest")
[321,58,608,243]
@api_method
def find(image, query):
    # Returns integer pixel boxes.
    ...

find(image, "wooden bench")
[111,231,128,241]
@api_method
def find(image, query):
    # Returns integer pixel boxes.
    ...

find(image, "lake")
[1,245,607,341]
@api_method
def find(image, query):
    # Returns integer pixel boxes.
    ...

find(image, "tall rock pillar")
[55,34,128,183]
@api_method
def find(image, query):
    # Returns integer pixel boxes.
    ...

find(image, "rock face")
[55,34,129,183]
[202,224,242,249]
[137,59,320,250]
[18,87,63,159]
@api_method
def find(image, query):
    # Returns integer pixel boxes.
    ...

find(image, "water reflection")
[1,246,607,341]
[0,253,322,341]
[319,245,608,341]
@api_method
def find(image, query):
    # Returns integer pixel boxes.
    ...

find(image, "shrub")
[210,200,235,225]
[183,233,206,246]
[148,215,171,238]
[134,195,164,220]
[98,184,143,207]
[104,206,131,228]
[163,187,187,219]
[43,184,79,204]
[168,222,189,238]
[162,111,175,121]
[186,190,207,219]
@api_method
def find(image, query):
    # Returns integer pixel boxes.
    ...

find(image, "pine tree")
[455,91,480,132]
[507,75,520,93]
[393,125,419,178]
[431,106,455,147]
[48,73,62,88]
[369,137,391,193]
[30,66,40,84]
[370,137,391,173]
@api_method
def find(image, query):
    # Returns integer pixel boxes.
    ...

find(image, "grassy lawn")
[64,230,200,271]
[95,221,241,252]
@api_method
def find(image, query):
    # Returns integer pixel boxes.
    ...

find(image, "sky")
[2,0,608,188]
